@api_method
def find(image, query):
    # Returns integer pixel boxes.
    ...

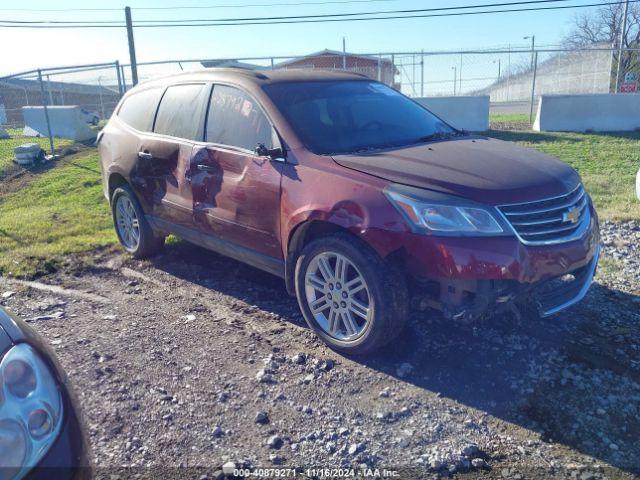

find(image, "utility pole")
[615,0,630,93]
[125,6,139,86]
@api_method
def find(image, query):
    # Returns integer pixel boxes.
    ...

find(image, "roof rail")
[201,66,269,80]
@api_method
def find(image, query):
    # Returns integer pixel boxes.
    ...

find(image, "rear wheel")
[295,233,408,355]
[111,185,164,258]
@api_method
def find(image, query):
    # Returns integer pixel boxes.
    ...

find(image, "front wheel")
[111,185,164,259]
[294,233,408,355]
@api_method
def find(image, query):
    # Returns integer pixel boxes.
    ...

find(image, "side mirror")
[255,143,285,162]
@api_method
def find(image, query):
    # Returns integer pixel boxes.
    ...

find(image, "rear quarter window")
[154,83,210,141]
[117,87,163,132]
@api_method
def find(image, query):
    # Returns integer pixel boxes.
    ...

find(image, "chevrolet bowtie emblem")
[563,207,580,224]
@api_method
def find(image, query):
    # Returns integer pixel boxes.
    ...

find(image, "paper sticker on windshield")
[368,83,400,96]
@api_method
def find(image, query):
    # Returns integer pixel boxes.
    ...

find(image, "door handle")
[138,151,153,160]
[196,164,218,173]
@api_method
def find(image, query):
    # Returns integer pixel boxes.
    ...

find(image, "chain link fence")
[1,46,638,171]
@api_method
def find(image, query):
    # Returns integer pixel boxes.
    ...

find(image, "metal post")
[452,66,457,95]
[97,77,105,119]
[420,49,424,97]
[391,54,395,88]
[115,60,123,96]
[507,44,512,101]
[377,54,381,82]
[615,0,629,93]
[46,75,54,105]
[125,6,139,86]
[412,54,416,95]
[120,65,127,92]
[270,57,274,70]
[37,69,55,157]
[529,35,536,71]
[342,37,347,70]
[59,83,65,105]
[459,51,463,94]
[529,51,539,126]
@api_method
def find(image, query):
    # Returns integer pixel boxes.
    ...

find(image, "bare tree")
[565,3,640,83]
[566,3,640,46]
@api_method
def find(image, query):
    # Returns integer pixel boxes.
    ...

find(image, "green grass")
[488,130,640,220]
[0,153,115,277]
[0,128,73,175]
[0,128,638,278]
[489,113,530,126]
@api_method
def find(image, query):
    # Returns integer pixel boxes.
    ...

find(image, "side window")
[206,85,274,151]
[154,84,209,141]
[117,87,163,132]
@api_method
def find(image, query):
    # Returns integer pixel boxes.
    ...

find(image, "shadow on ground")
[150,240,640,474]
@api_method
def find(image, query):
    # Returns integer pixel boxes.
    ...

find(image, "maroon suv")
[98,69,600,354]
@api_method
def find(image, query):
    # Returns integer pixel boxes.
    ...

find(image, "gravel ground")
[1,222,639,479]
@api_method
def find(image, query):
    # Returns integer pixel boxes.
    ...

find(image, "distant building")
[275,50,399,87]
[0,78,120,126]
[200,50,400,88]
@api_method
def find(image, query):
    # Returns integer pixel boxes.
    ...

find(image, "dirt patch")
[1,237,639,478]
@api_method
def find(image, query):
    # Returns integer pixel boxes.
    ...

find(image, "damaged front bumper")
[535,244,600,316]
[403,210,601,321]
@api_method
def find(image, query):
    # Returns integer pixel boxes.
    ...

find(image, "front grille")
[498,184,589,245]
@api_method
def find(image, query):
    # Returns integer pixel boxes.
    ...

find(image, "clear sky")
[0,0,596,78]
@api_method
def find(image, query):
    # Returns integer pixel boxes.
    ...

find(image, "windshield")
[263,80,457,155]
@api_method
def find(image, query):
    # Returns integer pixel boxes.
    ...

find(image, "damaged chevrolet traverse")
[98,69,600,354]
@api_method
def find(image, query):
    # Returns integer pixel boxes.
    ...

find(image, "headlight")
[385,186,504,235]
[0,344,63,480]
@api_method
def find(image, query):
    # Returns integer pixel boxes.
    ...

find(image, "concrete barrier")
[22,106,96,142]
[533,94,640,132]
[414,96,490,131]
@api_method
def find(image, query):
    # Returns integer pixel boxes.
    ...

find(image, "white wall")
[415,96,490,132]
[534,94,640,132]
[22,106,96,142]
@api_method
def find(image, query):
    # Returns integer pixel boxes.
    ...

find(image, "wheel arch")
[285,219,364,296]
[107,172,129,201]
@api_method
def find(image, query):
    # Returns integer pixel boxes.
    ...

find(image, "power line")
[0,0,633,28]
[0,0,404,13]
[0,0,579,24]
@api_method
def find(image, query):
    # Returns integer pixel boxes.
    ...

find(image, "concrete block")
[534,94,640,132]
[414,96,490,131]
[22,106,96,142]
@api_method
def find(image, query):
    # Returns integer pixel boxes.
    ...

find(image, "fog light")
[0,344,63,480]
[4,360,36,399]
[28,408,53,439]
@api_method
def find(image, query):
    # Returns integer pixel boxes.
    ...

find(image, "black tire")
[111,185,164,259]
[294,233,408,355]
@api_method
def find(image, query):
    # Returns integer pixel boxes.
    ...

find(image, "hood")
[331,136,580,205]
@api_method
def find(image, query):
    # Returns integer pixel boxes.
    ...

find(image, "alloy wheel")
[115,195,140,250]
[304,251,372,341]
